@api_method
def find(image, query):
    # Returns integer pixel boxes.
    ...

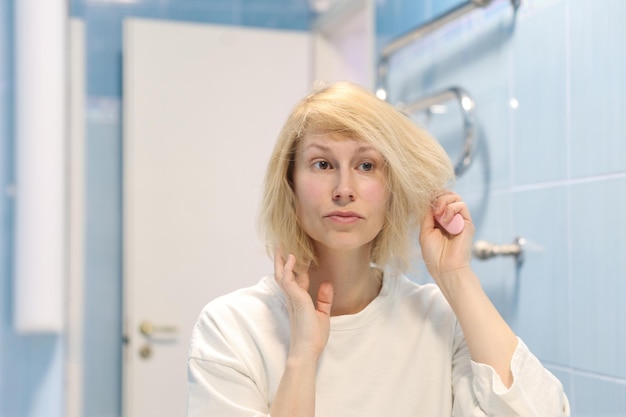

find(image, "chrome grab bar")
[398,87,476,177]
[375,0,520,102]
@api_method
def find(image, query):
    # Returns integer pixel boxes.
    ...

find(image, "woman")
[186,82,569,416]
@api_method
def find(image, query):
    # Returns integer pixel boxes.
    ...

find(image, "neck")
[307,247,383,316]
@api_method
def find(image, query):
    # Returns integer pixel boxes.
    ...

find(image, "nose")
[332,169,355,202]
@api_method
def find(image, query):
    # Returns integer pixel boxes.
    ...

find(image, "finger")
[278,254,310,299]
[280,253,297,288]
[274,248,286,281]
[431,191,462,217]
[294,265,310,292]
[316,281,334,317]
[425,193,469,237]
[431,190,469,221]
[421,203,436,230]
[435,201,465,221]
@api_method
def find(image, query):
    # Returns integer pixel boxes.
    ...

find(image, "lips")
[325,211,363,224]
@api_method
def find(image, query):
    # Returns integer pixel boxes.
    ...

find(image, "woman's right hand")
[274,251,334,361]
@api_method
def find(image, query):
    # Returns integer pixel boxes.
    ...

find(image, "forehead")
[297,133,378,154]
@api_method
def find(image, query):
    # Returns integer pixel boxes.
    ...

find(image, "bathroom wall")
[377,0,626,415]
[1,0,624,416]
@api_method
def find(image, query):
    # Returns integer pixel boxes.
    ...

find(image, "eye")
[313,160,330,170]
[359,162,374,171]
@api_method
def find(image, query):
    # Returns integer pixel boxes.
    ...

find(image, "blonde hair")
[259,82,454,273]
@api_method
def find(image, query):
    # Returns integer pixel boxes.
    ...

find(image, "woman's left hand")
[419,191,475,284]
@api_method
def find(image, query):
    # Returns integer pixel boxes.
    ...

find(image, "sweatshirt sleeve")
[186,301,272,417]
[187,356,271,417]
[468,337,571,416]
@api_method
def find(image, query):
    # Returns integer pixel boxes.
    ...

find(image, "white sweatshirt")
[187,273,569,417]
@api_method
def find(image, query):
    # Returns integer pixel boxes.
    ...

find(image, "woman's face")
[292,133,389,254]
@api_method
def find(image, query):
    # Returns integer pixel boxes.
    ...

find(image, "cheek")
[366,184,390,226]
[294,179,323,217]
[295,174,328,201]
[365,181,389,207]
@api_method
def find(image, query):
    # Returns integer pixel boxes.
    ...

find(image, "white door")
[122,18,311,417]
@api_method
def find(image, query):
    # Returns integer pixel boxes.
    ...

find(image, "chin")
[315,237,375,253]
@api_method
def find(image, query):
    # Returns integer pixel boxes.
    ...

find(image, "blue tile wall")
[379,0,626,413]
[573,373,626,417]
[163,4,234,25]
[569,0,626,178]
[571,177,626,379]
[84,99,124,417]
[512,186,569,365]
[511,0,567,185]
[432,0,469,17]
[375,0,428,52]
[467,189,516,309]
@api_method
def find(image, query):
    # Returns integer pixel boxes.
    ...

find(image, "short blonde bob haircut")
[259,82,454,274]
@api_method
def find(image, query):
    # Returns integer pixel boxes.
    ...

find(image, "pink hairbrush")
[436,213,465,235]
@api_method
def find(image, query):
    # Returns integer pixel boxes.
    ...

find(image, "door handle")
[139,320,178,337]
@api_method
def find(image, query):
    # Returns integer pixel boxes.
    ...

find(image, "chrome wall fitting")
[472,237,526,263]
